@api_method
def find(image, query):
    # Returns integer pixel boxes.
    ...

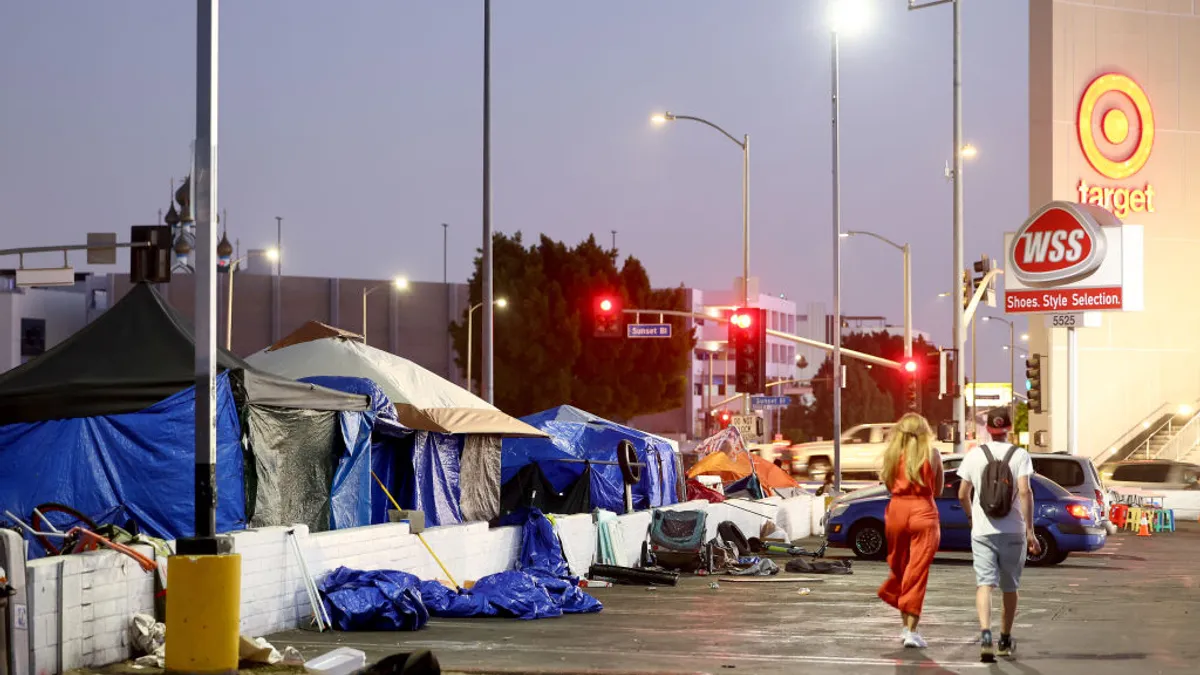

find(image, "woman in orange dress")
[877,413,944,649]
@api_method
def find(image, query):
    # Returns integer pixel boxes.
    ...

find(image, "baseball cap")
[986,407,1013,431]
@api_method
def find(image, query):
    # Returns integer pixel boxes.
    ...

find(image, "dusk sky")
[0,0,1031,383]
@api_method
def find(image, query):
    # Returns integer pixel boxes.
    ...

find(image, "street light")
[218,246,278,350]
[362,276,409,346]
[467,297,507,396]
[842,230,912,359]
[651,110,750,415]
[828,0,870,493]
[982,315,1018,425]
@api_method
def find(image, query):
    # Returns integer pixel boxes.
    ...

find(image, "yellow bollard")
[166,553,242,674]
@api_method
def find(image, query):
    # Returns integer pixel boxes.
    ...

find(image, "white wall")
[0,286,90,372]
[19,495,815,673]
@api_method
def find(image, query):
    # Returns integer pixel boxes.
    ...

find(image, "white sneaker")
[903,632,928,649]
[901,627,911,644]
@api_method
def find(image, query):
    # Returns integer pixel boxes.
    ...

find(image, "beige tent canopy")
[246,329,547,438]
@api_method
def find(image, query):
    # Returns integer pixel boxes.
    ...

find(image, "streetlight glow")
[830,0,871,35]
[1020,333,1030,341]
[961,144,979,159]
[650,113,669,125]
[392,276,409,291]
[265,248,280,262]
[496,297,508,309]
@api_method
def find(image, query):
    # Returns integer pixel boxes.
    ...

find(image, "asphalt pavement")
[269,523,1200,675]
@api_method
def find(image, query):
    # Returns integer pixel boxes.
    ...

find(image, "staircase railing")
[1105,402,1170,463]
[1154,409,1200,462]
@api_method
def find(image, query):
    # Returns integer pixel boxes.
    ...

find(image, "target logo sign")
[1075,73,1157,219]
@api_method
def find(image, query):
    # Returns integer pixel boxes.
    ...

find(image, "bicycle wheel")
[30,503,99,556]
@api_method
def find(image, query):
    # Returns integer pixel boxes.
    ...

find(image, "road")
[270,523,1200,674]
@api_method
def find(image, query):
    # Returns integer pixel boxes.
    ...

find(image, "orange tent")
[687,450,799,496]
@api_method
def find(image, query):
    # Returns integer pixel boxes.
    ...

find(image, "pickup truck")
[787,423,960,480]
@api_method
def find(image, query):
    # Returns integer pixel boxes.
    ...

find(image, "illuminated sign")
[1003,201,1144,315]
[1075,73,1156,218]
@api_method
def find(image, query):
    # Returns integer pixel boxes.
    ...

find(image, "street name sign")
[627,323,672,338]
[750,395,792,408]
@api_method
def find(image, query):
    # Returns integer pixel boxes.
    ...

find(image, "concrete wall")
[1027,0,1200,457]
[18,495,815,673]
[106,274,469,386]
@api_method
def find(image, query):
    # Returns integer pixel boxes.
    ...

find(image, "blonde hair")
[881,413,935,489]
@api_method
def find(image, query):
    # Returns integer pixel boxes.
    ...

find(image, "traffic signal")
[130,225,172,284]
[718,410,732,430]
[728,307,767,395]
[972,254,996,307]
[1026,354,1044,413]
[960,269,971,310]
[903,359,917,374]
[593,295,623,338]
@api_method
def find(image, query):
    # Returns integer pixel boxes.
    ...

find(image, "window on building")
[695,383,703,396]
[771,343,780,364]
[20,318,46,357]
[90,289,109,310]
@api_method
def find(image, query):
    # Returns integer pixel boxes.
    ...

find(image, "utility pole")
[481,0,495,404]
[830,24,844,492]
[274,216,282,276]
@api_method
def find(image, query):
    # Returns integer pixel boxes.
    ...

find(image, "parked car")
[943,452,1113,532]
[1103,460,1200,491]
[823,469,1107,566]
[788,423,957,480]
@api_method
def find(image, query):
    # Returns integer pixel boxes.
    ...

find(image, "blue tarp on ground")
[0,372,246,554]
[320,509,600,629]
[501,406,679,512]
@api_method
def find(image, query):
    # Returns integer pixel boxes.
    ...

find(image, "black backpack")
[978,444,1019,518]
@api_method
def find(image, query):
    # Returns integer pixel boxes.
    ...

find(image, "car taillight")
[1067,503,1090,519]
[1095,489,1105,506]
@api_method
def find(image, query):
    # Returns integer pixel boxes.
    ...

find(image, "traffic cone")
[1137,513,1152,537]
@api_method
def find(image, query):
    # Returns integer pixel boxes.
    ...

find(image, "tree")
[800,331,954,438]
[450,233,697,420]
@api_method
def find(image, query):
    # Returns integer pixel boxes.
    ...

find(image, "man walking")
[957,407,1040,662]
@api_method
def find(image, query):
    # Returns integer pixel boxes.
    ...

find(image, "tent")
[686,429,799,497]
[501,405,682,514]
[0,283,374,541]
[247,332,546,437]
[246,329,548,527]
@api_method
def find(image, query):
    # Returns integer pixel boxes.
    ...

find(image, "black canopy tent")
[0,282,367,424]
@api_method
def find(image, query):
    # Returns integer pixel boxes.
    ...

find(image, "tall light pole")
[220,247,278,350]
[982,315,1016,426]
[274,216,282,276]
[481,0,496,405]
[651,111,750,413]
[909,0,964,451]
[467,298,506,396]
[829,0,869,493]
[362,277,409,346]
[842,231,911,359]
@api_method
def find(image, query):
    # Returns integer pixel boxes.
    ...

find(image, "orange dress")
[877,452,941,618]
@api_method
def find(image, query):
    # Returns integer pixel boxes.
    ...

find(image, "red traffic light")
[599,298,613,312]
[903,360,917,373]
[730,311,752,329]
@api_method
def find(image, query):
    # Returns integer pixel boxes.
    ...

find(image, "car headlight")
[828,502,850,519]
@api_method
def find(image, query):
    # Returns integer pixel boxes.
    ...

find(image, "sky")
[0,0,1032,384]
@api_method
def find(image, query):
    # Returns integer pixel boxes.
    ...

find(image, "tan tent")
[266,320,363,352]
[245,332,547,438]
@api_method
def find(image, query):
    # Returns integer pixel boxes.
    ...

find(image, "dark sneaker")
[980,631,996,663]
[997,634,1015,658]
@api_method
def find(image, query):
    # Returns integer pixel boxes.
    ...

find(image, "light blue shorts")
[971,533,1027,593]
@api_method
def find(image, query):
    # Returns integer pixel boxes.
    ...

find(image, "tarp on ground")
[245,334,545,437]
[501,405,680,513]
[0,372,246,553]
[0,282,369,425]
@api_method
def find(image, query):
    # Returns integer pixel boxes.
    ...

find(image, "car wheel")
[1026,527,1059,567]
[849,520,887,560]
[809,458,831,482]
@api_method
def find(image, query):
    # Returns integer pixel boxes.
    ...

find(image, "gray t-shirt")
[959,442,1035,536]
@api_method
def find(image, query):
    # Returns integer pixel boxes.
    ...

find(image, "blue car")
[823,469,1107,566]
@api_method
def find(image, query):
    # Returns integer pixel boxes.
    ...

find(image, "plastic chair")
[1125,507,1144,532]
[1156,509,1175,533]
[1109,503,1129,529]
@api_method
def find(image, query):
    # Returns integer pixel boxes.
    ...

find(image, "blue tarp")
[319,567,430,631]
[0,372,246,554]
[300,376,413,525]
[501,406,679,512]
[404,432,464,527]
[324,509,601,628]
[328,410,376,530]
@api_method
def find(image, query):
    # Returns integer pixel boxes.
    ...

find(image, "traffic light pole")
[830,24,844,492]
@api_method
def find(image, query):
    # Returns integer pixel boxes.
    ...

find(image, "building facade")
[1026,0,1200,457]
